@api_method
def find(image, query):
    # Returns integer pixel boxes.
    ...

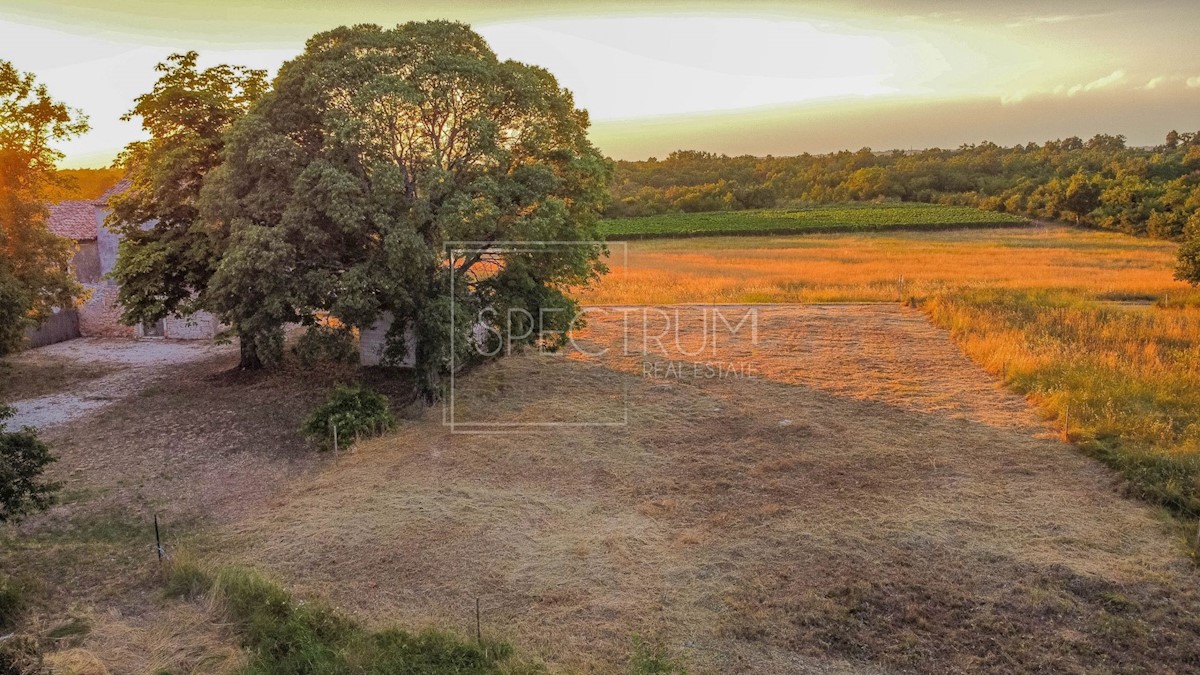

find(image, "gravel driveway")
[6,338,236,429]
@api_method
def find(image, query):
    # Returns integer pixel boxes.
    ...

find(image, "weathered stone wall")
[164,312,221,340]
[360,312,417,367]
[79,283,135,338]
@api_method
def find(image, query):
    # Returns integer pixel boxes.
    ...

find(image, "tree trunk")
[239,335,264,370]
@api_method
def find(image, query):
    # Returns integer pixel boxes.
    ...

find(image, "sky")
[2,0,1198,167]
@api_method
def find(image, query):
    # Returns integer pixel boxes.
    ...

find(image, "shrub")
[293,325,357,368]
[0,576,26,631]
[0,405,60,522]
[302,386,395,450]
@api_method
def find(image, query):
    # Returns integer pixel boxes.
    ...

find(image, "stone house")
[46,181,221,340]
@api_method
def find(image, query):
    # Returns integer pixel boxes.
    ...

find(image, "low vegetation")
[302,385,396,451]
[599,203,1027,239]
[0,405,59,522]
[164,560,530,674]
[0,575,26,630]
[925,288,1200,517]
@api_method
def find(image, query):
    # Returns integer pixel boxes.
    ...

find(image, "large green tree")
[108,52,267,359]
[0,60,87,356]
[203,22,611,389]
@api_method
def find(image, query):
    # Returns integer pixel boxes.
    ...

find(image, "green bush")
[0,576,26,631]
[293,325,357,368]
[302,385,395,450]
[0,405,60,522]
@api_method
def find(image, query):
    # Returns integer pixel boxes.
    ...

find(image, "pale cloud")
[1006,69,1131,104]
[1066,69,1126,96]
[1189,76,1200,88]
[1144,76,1167,90]
[1005,14,1079,29]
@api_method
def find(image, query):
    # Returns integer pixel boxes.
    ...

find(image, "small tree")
[0,406,59,522]
[0,60,88,356]
[108,52,268,368]
[1176,212,1200,286]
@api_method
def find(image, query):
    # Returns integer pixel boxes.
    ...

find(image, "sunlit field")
[582,225,1200,519]
[581,225,1193,305]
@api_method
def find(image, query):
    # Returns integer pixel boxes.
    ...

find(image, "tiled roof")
[93,178,132,207]
[47,201,97,240]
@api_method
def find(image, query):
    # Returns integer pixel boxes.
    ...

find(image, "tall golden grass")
[581,225,1200,517]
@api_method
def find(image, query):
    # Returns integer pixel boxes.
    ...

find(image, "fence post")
[154,514,164,564]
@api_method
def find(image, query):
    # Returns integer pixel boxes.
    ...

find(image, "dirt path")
[5,339,235,429]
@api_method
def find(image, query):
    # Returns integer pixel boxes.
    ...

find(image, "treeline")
[609,132,1200,240]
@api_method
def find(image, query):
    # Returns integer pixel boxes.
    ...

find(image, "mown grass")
[164,560,537,674]
[580,227,1200,524]
[924,288,1200,518]
[599,203,1028,240]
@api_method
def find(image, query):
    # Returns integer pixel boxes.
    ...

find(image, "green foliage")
[168,564,531,674]
[108,51,268,367]
[629,635,687,674]
[607,133,1200,277]
[293,325,357,368]
[203,22,611,397]
[0,576,26,630]
[164,557,213,600]
[600,203,1026,239]
[1177,212,1200,286]
[302,386,395,450]
[0,405,59,522]
[0,59,88,356]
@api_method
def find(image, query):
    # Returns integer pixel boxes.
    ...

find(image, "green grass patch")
[599,203,1029,240]
[164,560,537,674]
[0,576,27,631]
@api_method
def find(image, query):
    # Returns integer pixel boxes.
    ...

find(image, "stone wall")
[79,283,135,338]
[360,312,417,367]
[164,312,221,340]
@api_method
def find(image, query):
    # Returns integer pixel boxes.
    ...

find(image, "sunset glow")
[1,0,1198,165]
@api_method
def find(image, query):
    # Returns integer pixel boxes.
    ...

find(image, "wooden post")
[154,514,163,564]
[332,423,339,456]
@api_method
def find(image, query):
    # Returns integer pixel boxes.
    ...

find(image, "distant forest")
[608,131,1200,240]
[46,168,125,202]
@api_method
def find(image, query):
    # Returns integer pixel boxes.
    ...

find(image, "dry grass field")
[215,306,1200,672]
[580,225,1195,305]
[583,226,1200,519]
[6,224,1200,672]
